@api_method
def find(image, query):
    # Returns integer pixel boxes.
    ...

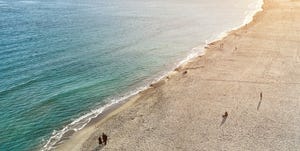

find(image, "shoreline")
[46,0,300,150]
[42,0,266,150]
[42,1,265,150]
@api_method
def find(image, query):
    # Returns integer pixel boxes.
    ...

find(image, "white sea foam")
[41,0,264,150]
[207,0,264,43]
[244,0,264,25]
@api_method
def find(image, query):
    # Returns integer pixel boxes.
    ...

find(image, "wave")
[0,1,7,6]
[244,0,264,25]
[41,0,264,150]
[0,77,39,96]
[19,1,39,4]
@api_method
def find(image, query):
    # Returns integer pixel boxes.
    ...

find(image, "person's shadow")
[220,116,228,126]
[257,100,262,110]
[93,145,104,151]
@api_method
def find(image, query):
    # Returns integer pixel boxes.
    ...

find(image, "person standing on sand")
[257,92,263,110]
[102,133,108,145]
[98,136,102,145]
[260,92,263,101]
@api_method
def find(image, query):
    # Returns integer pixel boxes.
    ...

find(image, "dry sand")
[55,0,300,150]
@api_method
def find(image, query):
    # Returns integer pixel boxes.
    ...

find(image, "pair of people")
[98,133,108,146]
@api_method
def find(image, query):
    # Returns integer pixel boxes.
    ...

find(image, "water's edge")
[41,0,264,150]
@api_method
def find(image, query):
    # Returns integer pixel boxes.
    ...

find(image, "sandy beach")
[54,0,300,150]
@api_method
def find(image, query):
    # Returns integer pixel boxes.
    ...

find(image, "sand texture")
[55,0,300,150]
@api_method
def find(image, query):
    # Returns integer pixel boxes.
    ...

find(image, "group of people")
[98,133,108,146]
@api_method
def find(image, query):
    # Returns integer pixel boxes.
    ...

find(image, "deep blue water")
[0,0,257,150]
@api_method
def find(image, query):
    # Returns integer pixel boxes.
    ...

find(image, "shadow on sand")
[92,145,104,151]
[220,116,228,126]
[257,100,262,110]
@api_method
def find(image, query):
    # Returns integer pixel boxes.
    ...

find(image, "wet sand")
[55,0,300,150]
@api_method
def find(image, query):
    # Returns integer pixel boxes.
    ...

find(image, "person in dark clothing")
[98,136,102,145]
[222,112,228,118]
[102,133,108,145]
[260,92,263,101]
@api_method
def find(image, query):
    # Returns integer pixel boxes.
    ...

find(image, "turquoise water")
[0,0,259,150]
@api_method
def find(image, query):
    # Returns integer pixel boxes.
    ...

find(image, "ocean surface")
[0,0,262,150]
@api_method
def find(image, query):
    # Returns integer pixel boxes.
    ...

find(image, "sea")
[0,0,263,150]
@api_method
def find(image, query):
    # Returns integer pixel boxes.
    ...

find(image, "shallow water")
[0,0,259,150]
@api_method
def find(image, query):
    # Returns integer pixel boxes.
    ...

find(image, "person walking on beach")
[98,136,103,145]
[260,92,263,101]
[102,133,108,145]
[257,92,263,110]
[222,112,228,118]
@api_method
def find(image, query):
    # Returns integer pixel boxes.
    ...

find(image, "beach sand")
[54,0,300,150]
